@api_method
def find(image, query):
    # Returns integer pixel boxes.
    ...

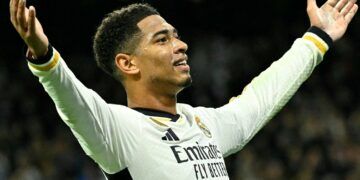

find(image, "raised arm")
[9,0,132,173]
[196,0,358,156]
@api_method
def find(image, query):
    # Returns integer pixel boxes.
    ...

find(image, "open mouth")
[174,60,187,66]
[173,58,190,71]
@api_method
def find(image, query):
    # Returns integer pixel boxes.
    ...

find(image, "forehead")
[137,15,175,36]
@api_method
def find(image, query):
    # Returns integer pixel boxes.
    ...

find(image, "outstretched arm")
[196,0,358,156]
[307,0,358,41]
[10,0,48,58]
[9,0,131,173]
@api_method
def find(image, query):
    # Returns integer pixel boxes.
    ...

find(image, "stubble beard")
[179,75,192,88]
[149,73,192,95]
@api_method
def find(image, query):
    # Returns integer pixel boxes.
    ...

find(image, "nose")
[173,38,188,54]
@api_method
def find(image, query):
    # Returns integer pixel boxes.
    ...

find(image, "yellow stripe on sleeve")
[303,34,328,55]
[29,51,60,71]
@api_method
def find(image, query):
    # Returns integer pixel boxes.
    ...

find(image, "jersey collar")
[132,107,180,122]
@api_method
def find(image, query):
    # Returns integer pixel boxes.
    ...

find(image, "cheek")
[138,44,174,73]
[147,48,173,67]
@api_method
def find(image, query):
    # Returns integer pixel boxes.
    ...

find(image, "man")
[9,0,358,179]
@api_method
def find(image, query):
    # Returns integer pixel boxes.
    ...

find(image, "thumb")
[307,0,318,10]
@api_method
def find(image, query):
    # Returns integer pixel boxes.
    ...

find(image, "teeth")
[175,61,186,66]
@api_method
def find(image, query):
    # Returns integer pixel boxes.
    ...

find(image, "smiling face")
[133,15,191,95]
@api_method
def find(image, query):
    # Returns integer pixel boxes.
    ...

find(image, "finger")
[10,0,14,22]
[10,0,19,24]
[16,0,26,29]
[28,6,36,34]
[335,0,349,11]
[9,0,13,11]
[328,0,340,6]
[340,0,357,16]
[344,4,358,23]
[307,0,318,10]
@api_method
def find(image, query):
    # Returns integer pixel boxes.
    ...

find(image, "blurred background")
[1,0,360,179]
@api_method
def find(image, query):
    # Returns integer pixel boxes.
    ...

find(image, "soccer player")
[9,0,358,179]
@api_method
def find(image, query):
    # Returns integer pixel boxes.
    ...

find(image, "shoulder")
[177,103,217,118]
[108,103,147,121]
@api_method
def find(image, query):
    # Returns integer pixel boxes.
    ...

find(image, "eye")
[174,34,181,40]
[156,37,168,43]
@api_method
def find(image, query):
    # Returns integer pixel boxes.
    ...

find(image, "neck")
[126,85,178,115]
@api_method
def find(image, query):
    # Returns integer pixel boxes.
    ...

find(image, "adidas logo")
[161,128,179,141]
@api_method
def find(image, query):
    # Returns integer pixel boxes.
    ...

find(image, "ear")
[114,53,140,75]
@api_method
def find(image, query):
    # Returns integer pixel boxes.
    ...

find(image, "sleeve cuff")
[27,45,61,71]
[302,26,333,55]
[26,43,54,64]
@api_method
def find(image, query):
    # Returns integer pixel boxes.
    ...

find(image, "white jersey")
[27,31,330,180]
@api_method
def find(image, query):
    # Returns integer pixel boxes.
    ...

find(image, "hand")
[307,0,358,42]
[10,0,49,58]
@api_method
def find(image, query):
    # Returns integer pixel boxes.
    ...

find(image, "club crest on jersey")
[195,116,212,138]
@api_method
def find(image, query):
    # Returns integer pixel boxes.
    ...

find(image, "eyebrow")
[152,28,178,39]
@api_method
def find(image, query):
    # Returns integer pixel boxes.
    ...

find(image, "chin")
[179,76,192,88]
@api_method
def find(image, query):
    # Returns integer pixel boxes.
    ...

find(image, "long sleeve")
[194,28,333,157]
[27,48,135,173]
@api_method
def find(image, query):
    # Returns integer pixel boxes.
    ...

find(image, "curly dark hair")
[93,3,159,81]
